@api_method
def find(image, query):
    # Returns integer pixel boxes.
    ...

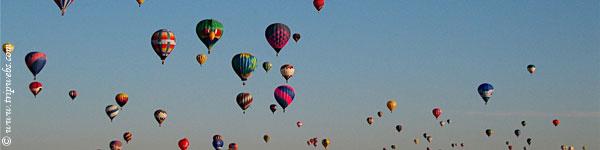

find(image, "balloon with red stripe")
[236,92,253,114]
[274,85,295,112]
[25,52,47,80]
[29,81,43,98]
[151,29,176,64]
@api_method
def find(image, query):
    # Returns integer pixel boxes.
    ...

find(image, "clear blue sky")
[1,0,599,150]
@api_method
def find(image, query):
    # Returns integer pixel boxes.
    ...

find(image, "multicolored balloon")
[29,81,43,98]
[109,140,122,150]
[236,92,253,114]
[123,132,133,144]
[387,100,397,113]
[366,116,374,125]
[54,0,74,16]
[280,64,295,83]
[197,54,208,65]
[527,64,536,74]
[212,135,224,150]
[151,29,176,64]
[228,143,238,150]
[178,138,189,150]
[196,19,223,54]
[265,23,291,56]
[115,92,128,108]
[377,111,383,118]
[322,138,330,149]
[68,89,77,100]
[231,53,257,85]
[313,0,325,12]
[154,109,167,127]
[136,0,144,7]
[25,52,47,80]
[2,42,14,54]
[293,33,301,43]
[296,121,303,128]
[477,83,494,105]
[269,104,277,114]
[105,105,119,122]
[274,85,295,112]
[262,61,272,72]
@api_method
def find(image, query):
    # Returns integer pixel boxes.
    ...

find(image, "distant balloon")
[526,137,532,146]
[439,121,446,127]
[2,42,14,54]
[280,64,295,83]
[25,51,47,80]
[432,107,442,119]
[136,0,144,7]
[151,29,176,64]
[322,138,330,149]
[426,136,432,143]
[262,61,272,72]
[413,138,420,144]
[105,105,119,122]
[296,121,303,128]
[527,64,536,74]
[293,33,301,43]
[29,81,43,98]
[366,116,374,125]
[477,83,494,105]
[228,143,238,150]
[514,129,521,137]
[236,92,253,114]
[505,141,510,145]
[265,23,291,56]
[446,119,451,124]
[109,140,122,150]
[68,89,77,100]
[197,54,208,65]
[390,144,396,149]
[508,145,513,150]
[423,133,428,139]
[485,129,494,137]
[154,109,167,127]
[263,134,270,143]
[552,119,560,126]
[54,0,74,16]
[313,0,325,12]
[387,100,397,113]
[212,137,224,150]
[196,19,224,54]
[269,104,277,114]
[178,138,189,150]
[123,132,133,144]
[231,53,257,85]
[395,125,402,132]
[521,120,526,127]
[115,92,129,108]
[377,111,383,118]
[274,85,295,112]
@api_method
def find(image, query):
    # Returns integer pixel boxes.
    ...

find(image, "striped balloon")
[477,83,494,105]
[68,89,78,100]
[274,85,295,111]
[236,92,253,114]
[109,140,122,150]
[105,105,120,122]
[25,52,47,80]
[54,0,74,16]
[231,53,257,85]
[123,132,133,143]
[151,29,176,64]
[29,81,43,98]
[265,23,291,56]
[280,64,295,83]
[154,109,167,127]
[115,92,129,108]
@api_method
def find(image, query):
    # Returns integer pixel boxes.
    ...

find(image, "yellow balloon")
[386,100,397,113]
[413,138,420,144]
[322,138,330,149]
[196,54,208,65]
[136,0,144,7]
[2,42,14,54]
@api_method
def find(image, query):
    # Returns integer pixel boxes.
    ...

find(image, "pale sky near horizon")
[1,1,599,150]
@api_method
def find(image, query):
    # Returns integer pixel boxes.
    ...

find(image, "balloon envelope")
[25,52,47,80]
[265,23,291,56]
[477,83,494,105]
[151,29,176,64]
[274,85,295,111]
[231,53,257,85]
[196,19,224,53]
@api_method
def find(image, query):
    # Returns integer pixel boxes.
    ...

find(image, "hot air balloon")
[262,61,272,72]
[446,119,451,124]
[313,0,325,12]
[508,145,513,150]
[387,100,397,113]
[293,33,301,43]
[527,64,536,74]
[426,136,432,143]
[151,29,176,64]
[377,111,383,118]
[413,138,420,144]
[432,107,442,119]
[583,145,587,150]
[54,0,74,16]
[115,92,128,108]
[197,54,208,65]
[29,81,42,98]
[395,125,402,132]
[228,143,238,150]
[426,147,431,150]
[123,132,133,144]
[391,144,396,149]
[263,134,270,143]
[2,42,14,54]
[105,105,119,122]
[322,138,330,149]
[68,89,77,100]
[25,52,47,80]
[523,146,527,150]
[561,145,566,150]
[110,140,122,150]
[154,109,167,127]
[265,23,291,56]
[178,138,189,150]
[439,121,446,127]
[521,121,526,127]
[422,133,428,139]
[514,129,521,137]
[505,141,510,145]
[383,148,387,150]
[366,116,374,125]
[212,136,224,150]
[280,64,295,83]
[213,134,223,141]
[274,85,295,112]
[136,0,144,7]
[526,138,532,145]
[485,129,494,137]
[477,83,494,105]
[269,104,277,114]
[231,53,257,85]
[196,19,223,54]
[236,92,253,114]
[460,143,464,147]
[296,121,303,128]
[552,119,560,126]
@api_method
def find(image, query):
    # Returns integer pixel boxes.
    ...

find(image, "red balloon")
[552,119,560,126]
[313,0,325,12]
[432,107,442,119]
[68,89,78,100]
[178,138,189,150]
[228,143,238,150]
[29,81,43,97]
[508,145,513,150]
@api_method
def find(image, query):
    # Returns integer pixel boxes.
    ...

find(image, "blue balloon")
[212,140,224,150]
[477,83,494,105]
